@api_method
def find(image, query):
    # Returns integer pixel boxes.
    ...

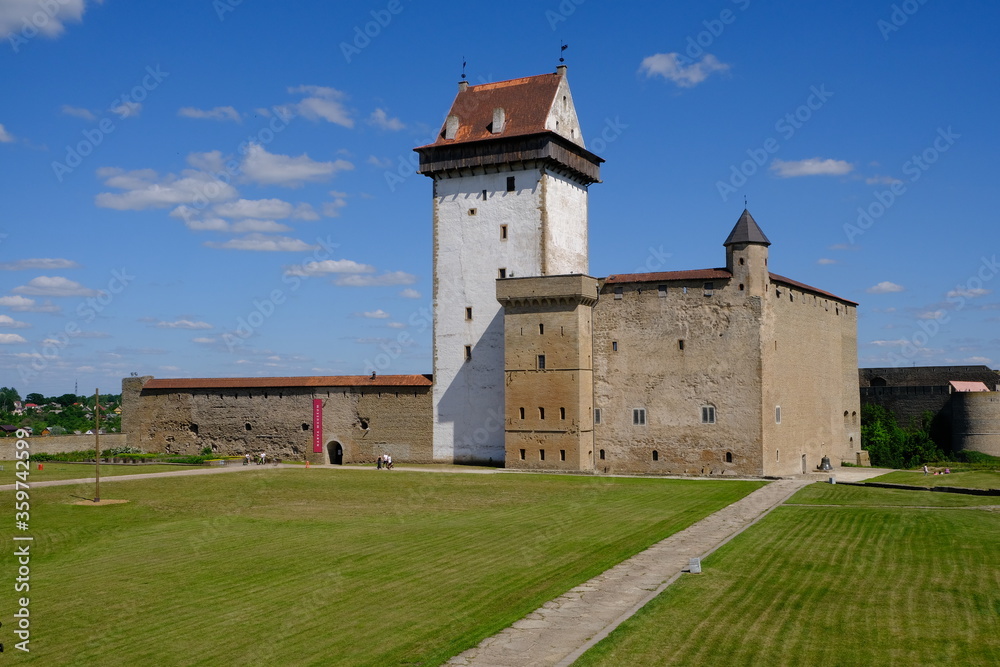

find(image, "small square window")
[594,408,602,425]
[498,268,506,279]
[500,224,508,240]
[468,208,477,216]
[465,307,472,320]
[657,285,667,297]
[701,406,716,424]
[506,176,516,192]
[614,286,623,300]
[464,345,472,361]
[632,408,646,426]
[537,355,546,370]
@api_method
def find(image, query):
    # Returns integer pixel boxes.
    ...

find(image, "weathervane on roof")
[559,41,568,63]
[461,56,467,80]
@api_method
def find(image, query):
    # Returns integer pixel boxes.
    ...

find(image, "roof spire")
[724,208,771,246]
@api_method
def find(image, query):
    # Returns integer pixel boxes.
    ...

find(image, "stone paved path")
[447,478,812,667]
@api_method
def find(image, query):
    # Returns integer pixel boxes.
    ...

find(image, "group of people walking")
[376,453,393,470]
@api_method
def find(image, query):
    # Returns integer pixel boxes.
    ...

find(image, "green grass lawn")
[868,469,1000,490]
[0,468,762,666]
[576,482,1000,666]
[1,461,209,482]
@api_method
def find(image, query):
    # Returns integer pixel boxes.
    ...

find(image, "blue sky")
[1,0,998,396]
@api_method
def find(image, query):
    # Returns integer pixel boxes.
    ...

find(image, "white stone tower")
[416,65,603,462]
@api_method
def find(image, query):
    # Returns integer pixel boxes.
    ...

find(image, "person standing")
[923,464,929,475]
[377,455,382,470]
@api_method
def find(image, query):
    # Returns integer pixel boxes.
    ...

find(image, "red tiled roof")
[421,73,563,147]
[143,375,432,390]
[769,273,858,306]
[949,381,990,392]
[604,269,732,284]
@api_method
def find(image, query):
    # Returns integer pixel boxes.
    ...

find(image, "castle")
[122,66,864,476]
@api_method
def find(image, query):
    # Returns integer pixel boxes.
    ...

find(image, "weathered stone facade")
[122,375,432,464]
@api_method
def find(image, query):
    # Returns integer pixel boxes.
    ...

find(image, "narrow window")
[632,408,646,426]
[683,286,688,294]
[539,407,545,420]
[500,224,508,240]
[614,286,623,300]
[704,282,714,297]
[519,407,525,419]
[559,407,566,420]
[301,423,309,431]
[464,345,472,361]
[658,285,667,297]
[465,307,473,320]
[539,449,545,461]
[843,410,849,426]
[739,283,744,291]
[852,411,857,426]
[612,341,618,352]
[245,422,252,431]
[775,406,781,424]
[468,208,477,216]
[506,176,515,192]
[498,268,506,279]
[537,354,546,370]
[538,323,544,335]
[739,257,745,266]
[701,406,716,424]
[599,449,606,460]
[725,452,733,463]
[560,449,566,461]
[678,339,685,351]
[776,449,780,462]
[519,448,525,460]
[594,408,602,424]
[652,450,659,461]
[482,189,487,200]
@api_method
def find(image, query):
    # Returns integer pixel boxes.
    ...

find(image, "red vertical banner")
[312,399,323,453]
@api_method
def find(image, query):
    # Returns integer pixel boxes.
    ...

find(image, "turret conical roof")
[723,209,771,246]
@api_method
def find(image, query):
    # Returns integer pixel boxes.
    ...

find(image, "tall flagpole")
[94,388,101,502]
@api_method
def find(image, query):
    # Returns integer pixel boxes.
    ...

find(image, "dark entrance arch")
[328,441,343,465]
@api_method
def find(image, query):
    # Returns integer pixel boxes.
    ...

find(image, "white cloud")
[186,150,227,173]
[368,108,404,131]
[866,281,904,294]
[110,100,142,118]
[964,356,993,365]
[917,310,946,320]
[360,309,390,319]
[230,219,292,233]
[284,259,375,276]
[829,243,859,251]
[387,322,406,329]
[96,166,239,210]
[293,203,320,220]
[865,175,904,186]
[214,198,295,219]
[638,53,730,87]
[61,104,96,121]
[205,234,318,252]
[0,333,27,344]
[192,337,216,344]
[286,85,354,128]
[0,296,60,313]
[154,319,212,330]
[771,158,853,178]
[367,155,393,169]
[399,288,421,299]
[946,287,991,299]
[0,314,29,328]
[0,258,80,270]
[178,106,241,122]
[322,191,348,217]
[12,276,99,297]
[867,339,909,347]
[817,258,837,265]
[240,143,353,187]
[0,124,14,143]
[334,271,417,287]
[0,0,92,40]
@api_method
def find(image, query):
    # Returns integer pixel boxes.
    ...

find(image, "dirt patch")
[73,499,130,506]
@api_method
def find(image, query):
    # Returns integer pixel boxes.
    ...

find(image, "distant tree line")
[0,386,122,435]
